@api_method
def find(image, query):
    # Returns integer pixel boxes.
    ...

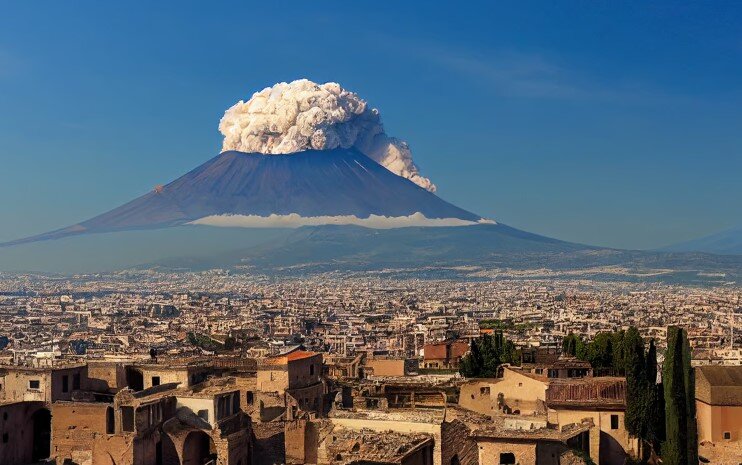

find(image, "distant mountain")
[141,224,742,285]
[661,225,742,255]
[1,148,481,247]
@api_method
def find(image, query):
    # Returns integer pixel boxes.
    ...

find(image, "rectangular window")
[152,376,161,387]
[73,373,81,390]
[62,375,69,393]
[198,409,209,423]
[233,393,240,414]
[723,431,731,440]
[246,391,254,405]
[121,406,135,432]
[29,380,40,390]
[610,414,619,430]
[480,386,490,395]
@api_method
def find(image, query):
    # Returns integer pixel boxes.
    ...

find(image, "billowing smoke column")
[219,79,436,192]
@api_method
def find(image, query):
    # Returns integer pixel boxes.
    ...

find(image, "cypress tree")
[624,326,648,457]
[645,339,665,452]
[662,326,697,465]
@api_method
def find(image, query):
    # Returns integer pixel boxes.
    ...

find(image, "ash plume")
[219,79,436,192]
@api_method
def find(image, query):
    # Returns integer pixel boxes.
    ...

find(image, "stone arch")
[599,430,628,465]
[31,407,52,462]
[182,430,217,465]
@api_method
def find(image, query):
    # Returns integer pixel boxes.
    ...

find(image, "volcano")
[1,148,485,247]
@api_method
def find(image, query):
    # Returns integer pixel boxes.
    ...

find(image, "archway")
[32,408,52,461]
[157,433,179,465]
[182,430,217,465]
[599,431,628,465]
[125,367,144,392]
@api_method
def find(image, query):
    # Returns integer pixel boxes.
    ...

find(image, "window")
[29,380,40,390]
[233,393,240,414]
[310,364,315,376]
[518,382,523,387]
[2,433,7,443]
[723,431,731,440]
[121,406,135,432]
[198,409,209,423]
[246,391,254,405]
[151,376,161,387]
[62,375,69,393]
[610,414,619,430]
[106,407,115,434]
[73,373,81,390]
[480,387,490,395]
[499,453,516,465]
[535,368,543,375]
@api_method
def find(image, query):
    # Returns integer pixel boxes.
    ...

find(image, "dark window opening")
[29,380,40,390]
[310,364,315,375]
[62,375,69,393]
[610,414,619,430]
[152,376,161,387]
[121,406,135,432]
[106,407,115,434]
[500,452,516,465]
[198,409,209,423]
[246,391,254,405]
[73,373,81,390]
[2,433,7,443]
[723,431,731,440]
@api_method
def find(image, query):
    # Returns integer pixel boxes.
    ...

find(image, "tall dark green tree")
[460,331,518,378]
[662,327,697,465]
[623,327,648,457]
[645,339,665,453]
[586,332,614,369]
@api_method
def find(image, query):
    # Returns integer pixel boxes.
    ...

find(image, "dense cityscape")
[0,271,739,465]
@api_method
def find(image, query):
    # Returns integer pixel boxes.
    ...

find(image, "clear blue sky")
[1,1,740,249]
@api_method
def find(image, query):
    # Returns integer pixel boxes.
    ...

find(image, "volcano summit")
[2,79,490,247]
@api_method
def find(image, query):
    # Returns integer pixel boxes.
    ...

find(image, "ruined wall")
[441,419,479,465]
[87,362,127,393]
[257,366,290,395]
[0,401,46,465]
[252,420,285,465]
[477,441,536,465]
[1,370,52,402]
[328,417,443,465]
[366,359,407,377]
[459,380,499,417]
[288,354,322,390]
[139,367,190,390]
[551,409,636,465]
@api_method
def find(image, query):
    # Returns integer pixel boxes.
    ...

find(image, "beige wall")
[459,369,547,417]
[366,359,406,377]
[696,400,742,443]
[551,408,636,465]
[477,440,537,465]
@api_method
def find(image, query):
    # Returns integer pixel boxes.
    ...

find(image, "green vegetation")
[564,328,666,461]
[459,332,518,378]
[662,326,697,465]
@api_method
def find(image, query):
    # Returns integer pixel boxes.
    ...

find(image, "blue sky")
[0,1,740,249]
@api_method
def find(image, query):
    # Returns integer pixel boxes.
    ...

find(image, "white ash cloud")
[219,79,436,192]
[190,213,495,229]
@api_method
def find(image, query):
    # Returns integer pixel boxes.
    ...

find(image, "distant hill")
[661,225,742,255]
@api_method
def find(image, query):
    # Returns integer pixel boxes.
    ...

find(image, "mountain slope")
[661,226,742,255]
[1,148,480,246]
